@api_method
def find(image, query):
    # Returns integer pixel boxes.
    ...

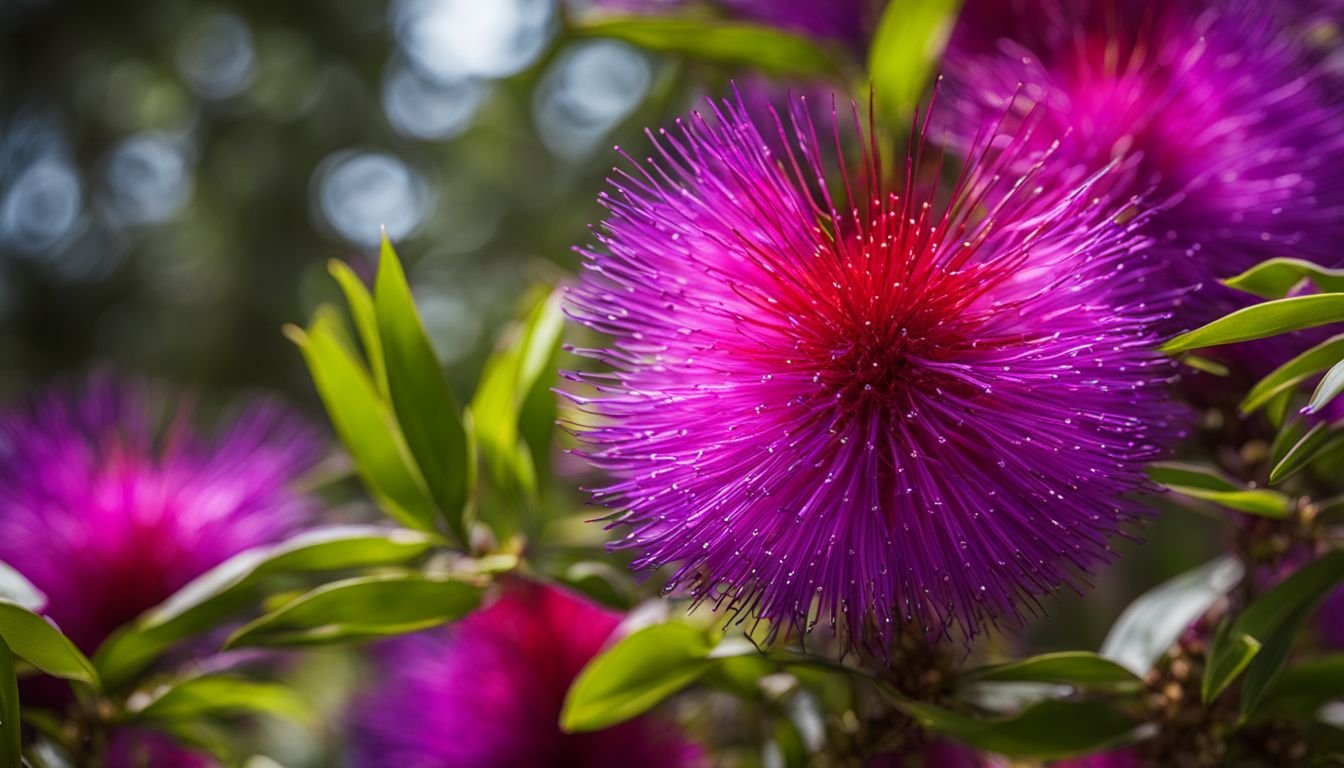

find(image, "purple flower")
[564,94,1180,648]
[1050,750,1143,768]
[941,0,1344,331]
[349,580,703,767]
[0,375,322,652]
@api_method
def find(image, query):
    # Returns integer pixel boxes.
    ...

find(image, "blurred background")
[0,0,1223,698]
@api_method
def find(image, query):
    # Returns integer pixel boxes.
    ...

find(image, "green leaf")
[328,260,387,396]
[1306,359,1344,415]
[0,639,19,768]
[958,652,1142,692]
[225,573,480,649]
[901,699,1137,759]
[129,674,313,725]
[1257,655,1344,715]
[1203,551,1344,704]
[562,622,712,732]
[570,15,841,77]
[1162,294,1344,353]
[471,288,565,502]
[0,563,45,612]
[1269,419,1344,484]
[1180,355,1230,377]
[1148,462,1292,518]
[95,526,433,689]
[868,0,962,125]
[1100,556,1245,675]
[374,235,473,545]
[1221,258,1344,299]
[0,602,97,687]
[1241,334,1344,414]
[288,309,439,531]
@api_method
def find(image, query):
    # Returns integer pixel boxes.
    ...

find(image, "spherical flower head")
[0,375,322,652]
[348,580,704,767]
[565,93,1180,649]
[941,0,1344,327]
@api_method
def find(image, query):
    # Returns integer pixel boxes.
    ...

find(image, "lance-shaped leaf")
[869,0,963,125]
[328,259,387,396]
[958,652,1143,693]
[288,309,438,531]
[374,235,474,545]
[225,573,480,649]
[0,602,97,687]
[900,699,1138,760]
[0,563,45,613]
[94,526,434,689]
[128,674,314,726]
[1204,551,1344,704]
[1162,294,1344,353]
[562,622,713,733]
[1100,556,1245,676]
[1222,258,1344,299]
[471,288,565,501]
[1306,360,1344,415]
[1269,419,1344,484]
[1241,334,1344,414]
[1256,655,1344,716]
[1148,462,1292,518]
[570,15,841,77]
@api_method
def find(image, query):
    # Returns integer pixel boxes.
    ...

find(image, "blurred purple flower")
[565,94,1180,648]
[0,375,322,652]
[1050,749,1143,768]
[941,0,1344,333]
[349,580,704,767]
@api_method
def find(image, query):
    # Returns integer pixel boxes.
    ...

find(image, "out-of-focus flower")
[0,375,322,652]
[0,375,321,765]
[107,729,213,768]
[941,0,1344,331]
[1050,749,1143,768]
[565,94,1180,649]
[349,580,703,767]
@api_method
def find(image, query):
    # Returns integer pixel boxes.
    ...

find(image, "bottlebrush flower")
[0,375,322,652]
[940,0,1344,328]
[564,94,1180,648]
[348,580,703,767]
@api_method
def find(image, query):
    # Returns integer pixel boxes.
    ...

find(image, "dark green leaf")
[1204,551,1344,703]
[225,573,480,649]
[1099,556,1244,675]
[375,235,473,544]
[562,622,712,732]
[288,309,439,531]
[1306,360,1344,415]
[0,638,19,768]
[1257,655,1344,715]
[1241,334,1344,414]
[95,526,433,689]
[868,0,962,124]
[959,652,1142,692]
[0,563,45,612]
[328,259,387,396]
[1148,462,1291,518]
[1221,258,1344,299]
[901,699,1137,759]
[130,674,313,725]
[0,602,97,687]
[570,15,841,77]
[1162,294,1344,353]
[1269,420,1344,484]
[1240,598,1316,719]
